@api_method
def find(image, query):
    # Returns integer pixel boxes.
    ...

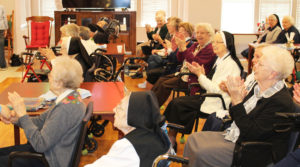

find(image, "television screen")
[62,0,131,8]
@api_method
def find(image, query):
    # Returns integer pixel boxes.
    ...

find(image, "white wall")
[2,0,257,55]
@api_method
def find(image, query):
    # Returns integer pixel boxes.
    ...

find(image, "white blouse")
[84,138,139,167]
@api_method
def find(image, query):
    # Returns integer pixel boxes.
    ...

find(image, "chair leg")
[21,64,42,83]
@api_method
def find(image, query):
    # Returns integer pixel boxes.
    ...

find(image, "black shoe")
[131,72,143,79]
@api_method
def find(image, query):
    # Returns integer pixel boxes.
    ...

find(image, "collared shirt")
[212,52,230,69]
[193,41,211,56]
[224,80,285,143]
[55,89,74,105]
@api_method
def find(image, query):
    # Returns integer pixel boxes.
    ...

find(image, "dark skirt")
[163,95,205,134]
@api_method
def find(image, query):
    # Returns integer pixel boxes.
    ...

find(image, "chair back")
[69,102,93,167]
[26,16,53,48]
[5,10,14,58]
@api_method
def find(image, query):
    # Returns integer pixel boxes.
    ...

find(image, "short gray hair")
[79,26,91,40]
[51,56,83,89]
[60,23,80,37]
[261,46,294,80]
[283,16,295,25]
[195,23,215,39]
[155,10,166,20]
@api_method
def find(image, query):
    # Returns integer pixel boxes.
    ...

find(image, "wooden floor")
[0,71,205,167]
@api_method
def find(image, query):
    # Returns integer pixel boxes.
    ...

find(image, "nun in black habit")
[163,31,243,147]
[61,36,94,81]
[85,91,169,167]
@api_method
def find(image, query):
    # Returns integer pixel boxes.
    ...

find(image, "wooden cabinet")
[54,11,136,54]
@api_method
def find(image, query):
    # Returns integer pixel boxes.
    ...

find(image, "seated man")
[85,91,169,167]
[0,56,85,167]
[184,46,295,167]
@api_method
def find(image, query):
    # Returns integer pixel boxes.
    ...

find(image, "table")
[103,43,126,80]
[0,82,124,145]
[233,32,261,38]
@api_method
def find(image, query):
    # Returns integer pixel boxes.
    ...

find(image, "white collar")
[55,89,75,105]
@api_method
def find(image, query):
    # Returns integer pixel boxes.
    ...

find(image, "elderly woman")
[79,26,98,55]
[138,10,169,57]
[85,91,169,167]
[137,17,183,87]
[139,22,195,89]
[274,16,300,43]
[164,31,243,147]
[184,45,295,167]
[151,23,216,106]
[257,14,282,43]
[0,56,85,167]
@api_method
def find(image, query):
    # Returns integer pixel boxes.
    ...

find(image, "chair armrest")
[167,123,185,131]
[152,154,189,167]
[9,151,50,167]
[23,35,29,46]
[200,93,226,110]
[240,141,272,150]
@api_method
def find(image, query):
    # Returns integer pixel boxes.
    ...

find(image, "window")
[41,0,57,18]
[221,0,255,33]
[140,0,170,27]
[259,0,292,24]
[296,0,300,29]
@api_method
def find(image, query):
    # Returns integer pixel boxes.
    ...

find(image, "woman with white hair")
[85,91,169,167]
[274,16,300,43]
[164,31,243,148]
[184,45,295,167]
[0,56,85,167]
[137,10,169,57]
[151,23,216,106]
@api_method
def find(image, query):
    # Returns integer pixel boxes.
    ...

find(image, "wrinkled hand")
[219,81,228,93]
[225,76,247,106]
[293,83,300,104]
[0,109,18,124]
[175,36,186,52]
[186,61,205,77]
[8,92,27,118]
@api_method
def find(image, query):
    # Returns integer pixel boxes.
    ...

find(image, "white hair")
[283,16,295,25]
[195,23,215,39]
[60,23,80,37]
[261,46,294,80]
[51,56,83,89]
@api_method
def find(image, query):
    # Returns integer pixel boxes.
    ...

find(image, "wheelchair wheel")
[94,54,114,82]
[84,137,98,153]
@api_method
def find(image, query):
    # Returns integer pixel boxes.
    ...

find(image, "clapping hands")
[175,36,186,52]
[0,105,17,124]
[186,61,205,77]
[225,76,247,106]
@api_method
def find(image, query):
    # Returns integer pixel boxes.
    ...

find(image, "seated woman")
[79,26,99,55]
[0,56,85,167]
[257,14,282,43]
[164,31,243,146]
[152,23,216,106]
[274,16,300,43]
[184,45,295,167]
[137,17,183,88]
[84,91,169,167]
[241,14,281,58]
[137,10,169,58]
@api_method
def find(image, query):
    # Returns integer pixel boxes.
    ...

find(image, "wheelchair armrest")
[167,123,185,131]
[152,154,189,167]
[167,154,189,164]
[241,141,272,150]
[9,151,50,167]
[200,93,227,110]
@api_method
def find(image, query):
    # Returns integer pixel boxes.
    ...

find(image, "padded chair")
[23,16,53,64]
[231,106,300,167]
[4,10,14,60]
[8,102,94,167]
